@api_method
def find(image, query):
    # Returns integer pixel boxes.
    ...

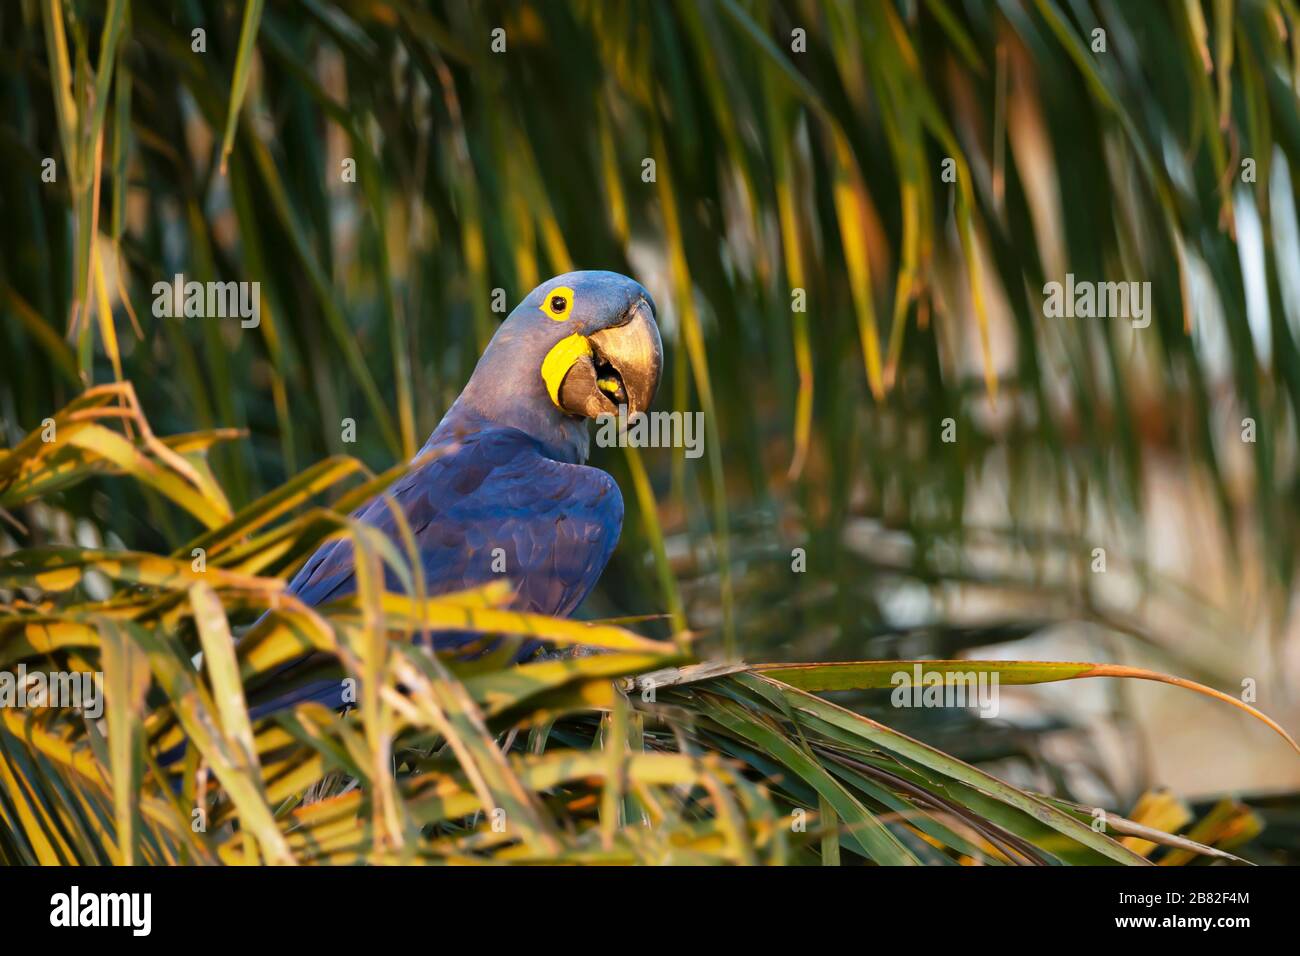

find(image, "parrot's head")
[440,271,663,463]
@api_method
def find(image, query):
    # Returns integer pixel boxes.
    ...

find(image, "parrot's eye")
[541,286,574,321]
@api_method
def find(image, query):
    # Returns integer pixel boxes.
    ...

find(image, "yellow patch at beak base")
[541,333,593,407]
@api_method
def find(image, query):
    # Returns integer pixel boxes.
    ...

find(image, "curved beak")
[557,297,662,419]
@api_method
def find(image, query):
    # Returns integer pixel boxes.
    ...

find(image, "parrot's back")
[248,424,624,715]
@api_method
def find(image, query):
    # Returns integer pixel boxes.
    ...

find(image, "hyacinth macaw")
[250,271,662,714]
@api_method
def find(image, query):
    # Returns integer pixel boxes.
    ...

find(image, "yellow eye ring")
[541,286,575,321]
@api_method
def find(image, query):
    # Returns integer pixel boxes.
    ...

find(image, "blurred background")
[3,0,1300,853]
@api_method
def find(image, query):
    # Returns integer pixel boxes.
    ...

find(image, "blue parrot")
[247,271,662,714]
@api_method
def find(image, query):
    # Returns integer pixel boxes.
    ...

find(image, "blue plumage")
[289,424,623,637]
[248,271,660,714]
